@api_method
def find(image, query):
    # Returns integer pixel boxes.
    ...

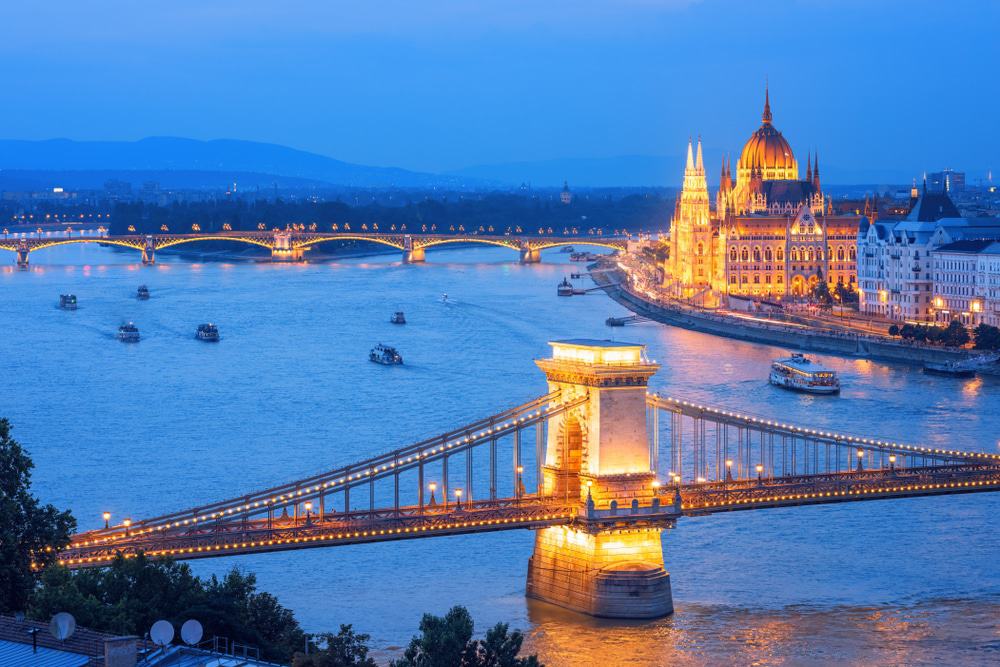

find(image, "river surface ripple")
[2,244,998,666]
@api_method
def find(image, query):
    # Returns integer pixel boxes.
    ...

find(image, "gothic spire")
[806,151,812,182]
[695,137,704,171]
[686,138,694,171]
[762,82,772,124]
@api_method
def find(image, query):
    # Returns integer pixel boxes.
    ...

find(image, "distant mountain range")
[0,137,915,190]
[0,137,460,189]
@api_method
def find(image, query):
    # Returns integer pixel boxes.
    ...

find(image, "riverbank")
[591,264,986,368]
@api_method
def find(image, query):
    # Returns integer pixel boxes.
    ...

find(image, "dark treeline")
[109,193,673,236]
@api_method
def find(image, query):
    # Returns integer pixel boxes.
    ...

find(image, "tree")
[888,324,900,337]
[29,556,307,663]
[391,606,542,667]
[973,323,1000,350]
[0,419,75,613]
[940,319,971,347]
[292,625,377,667]
[810,271,832,306]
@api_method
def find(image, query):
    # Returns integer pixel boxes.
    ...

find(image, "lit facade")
[931,240,1000,327]
[667,89,861,303]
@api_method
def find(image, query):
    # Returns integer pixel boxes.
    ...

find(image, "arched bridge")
[0,229,628,268]
[54,340,1000,620]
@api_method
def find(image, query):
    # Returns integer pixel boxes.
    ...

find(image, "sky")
[2,0,998,182]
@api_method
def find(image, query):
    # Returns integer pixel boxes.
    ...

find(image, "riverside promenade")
[591,262,977,368]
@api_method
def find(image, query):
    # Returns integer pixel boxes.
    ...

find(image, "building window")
[791,248,799,262]
[837,247,845,261]
[730,275,737,284]
[741,248,749,262]
[730,247,737,261]
[764,248,772,262]
[777,249,784,261]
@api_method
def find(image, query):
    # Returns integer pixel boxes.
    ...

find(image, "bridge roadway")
[0,229,628,266]
[55,390,1000,570]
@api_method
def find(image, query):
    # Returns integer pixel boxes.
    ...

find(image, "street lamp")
[857,449,865,471]
[454,488,463,510]
[516,465,524,500]
[102,511,111,529]
[304,501,313,526]
[755,463,764,485]
[428,482,438,507]
[123,518,131,537]
[725,459,734,482]
[889,454,896,471]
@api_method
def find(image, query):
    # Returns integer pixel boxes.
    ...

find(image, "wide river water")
[2,244,998,666]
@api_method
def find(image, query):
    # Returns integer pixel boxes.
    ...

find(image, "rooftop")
[934,239,1000,254]
[550,339,642,348]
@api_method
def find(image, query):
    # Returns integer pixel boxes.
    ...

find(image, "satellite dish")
[180,619,203,646]
[150,620,174,647]
[49,612,76,641]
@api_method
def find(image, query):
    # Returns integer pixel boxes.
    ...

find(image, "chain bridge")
[54,340,1000,619]
[0,229,627,267]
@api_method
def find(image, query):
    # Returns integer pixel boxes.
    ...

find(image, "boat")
[606,316,627,327]
[560,246,575,253]
[136,285,150,300]
[768,354,840,394]
[196,323,220,342]
[117,322,140,343]
[369,344,403,365]
[390,311,406,324]
[59,294,78,310]
[923,359,977,378]
[557,277,574,296]
[569,252,588,262]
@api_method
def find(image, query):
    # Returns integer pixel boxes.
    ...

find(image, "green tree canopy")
[0,418,75,613]
[292,625,378,667]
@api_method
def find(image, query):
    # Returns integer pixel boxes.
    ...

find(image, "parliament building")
[667,89,861,304]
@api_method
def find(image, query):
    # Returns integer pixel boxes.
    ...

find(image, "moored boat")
[136,285,150,300]
[769,354,840,394]
[390,311,406,324]
[560,246,575,253]
[923,360,976,378]
[196,323,220,342]
[557,277,574,296]
[59,294,78,310]
[117,322,140,343]
[370,344,403,365]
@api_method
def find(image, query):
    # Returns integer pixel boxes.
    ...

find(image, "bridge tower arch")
[519,241,541,264]
[402,235,425,263]
[271,230,304,262]
[141,236,155,265]
[527,339,673,618]
[15,239,29,270]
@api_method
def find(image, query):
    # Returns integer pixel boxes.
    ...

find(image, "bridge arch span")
[0,238,146,254]
[154,236,274,251]
[293,235,405,251]
[531,240,624,252]
[415,237,521,251]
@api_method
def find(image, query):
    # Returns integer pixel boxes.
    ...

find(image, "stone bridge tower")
[527,339,673,618]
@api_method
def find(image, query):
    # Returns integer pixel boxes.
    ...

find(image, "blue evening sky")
[3,0,997,180]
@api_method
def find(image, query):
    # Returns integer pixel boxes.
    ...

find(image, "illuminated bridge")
[55,340,1000,619]
[0,229,628,267]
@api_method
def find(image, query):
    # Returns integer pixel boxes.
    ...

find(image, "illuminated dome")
[736,89,798,181]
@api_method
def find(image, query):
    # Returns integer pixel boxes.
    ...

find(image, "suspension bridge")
[0,229,627,267]
[54,340,1000,619]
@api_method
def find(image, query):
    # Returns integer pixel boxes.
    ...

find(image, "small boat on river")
[923,359,977,378]
[136,285,150,300]
[117,322,140,343]
[769,354,840,394]
[390,311,406,324]
[196,323,220,342]
[557,277,574,297]
[59,294,78,310]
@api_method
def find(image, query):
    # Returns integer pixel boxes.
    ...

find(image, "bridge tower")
[519,241,541,264]
[271,231,304,262]
[15,239,29,270]
[402,235,425,263]
[527,339,673,618]
[141,236,155,265]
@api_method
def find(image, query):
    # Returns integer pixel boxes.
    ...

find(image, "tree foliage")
[897,320,970,347]
[973,323,1000,350]
[0,418,75,613]
[293,625,378,667]
[391,605,541,667]
[29,555,307,663]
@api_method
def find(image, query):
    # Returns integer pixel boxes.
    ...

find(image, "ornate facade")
[667,89,861,303]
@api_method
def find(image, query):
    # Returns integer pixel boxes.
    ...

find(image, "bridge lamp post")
[755,464,764,485]
[454,488,463,511]
[428,482,438,508]
[123,518,131,537]
[857,449,865,472]
[516,466,524,501]
[102,511,111,529]
[304,501,313,526]
[725,459,734,483]
[889,454,896,472]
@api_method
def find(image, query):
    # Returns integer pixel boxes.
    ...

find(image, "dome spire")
[686,138,694,170]
[762,81,772,125]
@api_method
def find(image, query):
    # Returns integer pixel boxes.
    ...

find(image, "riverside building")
[667,88,861,305]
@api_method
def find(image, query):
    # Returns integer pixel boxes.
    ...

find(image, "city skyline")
[2,0,997,183]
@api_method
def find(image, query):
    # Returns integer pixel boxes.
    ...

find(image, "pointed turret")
[762,83,772,125]
[720,156,728,191]
[695,137,704,171]
[812,151,821,190]
[806,151,812,183]
[686,139,694,171]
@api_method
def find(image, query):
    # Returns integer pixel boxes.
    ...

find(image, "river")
[2,244,998,666]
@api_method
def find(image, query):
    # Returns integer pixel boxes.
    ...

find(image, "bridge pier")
[527,340,673,619]
[402,246,425,263]
[15,249,29,270]
[141,237,155,265]
[271,231,304,262]
[519,246,541,264]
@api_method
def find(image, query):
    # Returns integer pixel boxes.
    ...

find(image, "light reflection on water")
[2,243,998,665]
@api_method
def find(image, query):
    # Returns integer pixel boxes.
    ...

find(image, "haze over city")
[3,0,997,183]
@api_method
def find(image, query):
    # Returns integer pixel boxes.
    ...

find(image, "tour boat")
[196,323,220,342]
[390,311,406,324]
[569,252,588,262]
[769,354,840,394]
[369,344,403,365]
[117,322,141,343]
[59,294,78,310]
[557,277,574,296]
[560,246,575,253]
[136,285,150,300]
